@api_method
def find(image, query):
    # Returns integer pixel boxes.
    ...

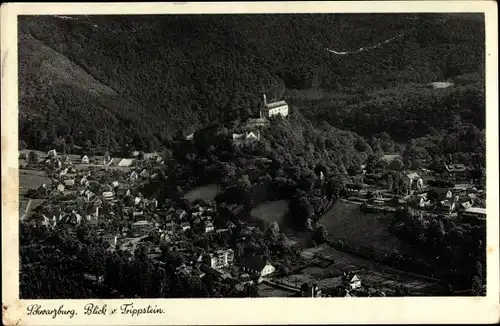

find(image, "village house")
[102,190,114,200]
[459,201,473,211]
[102,154,112,165]
[435,200,456,215]
[150,198,158,209]
[143,152,159,160]
[57,184,65,193]
[204,221,215,233]
[462,207,486,220]
[35,184,50,197]
[129,171,139,181]
[344,183,367,194]
[47,149,58,159]
[84,189,95,202]
[132,210,144,218]
[342,272,362,290]
[140,169,150,178]
[437,162,471,181]
[177,209,188,220]
[205,249,235,269]
[240,257,275,277]
[102,184,114,192]
[175,264,194,277]
[117,158,134,167]
[434,189,458,215]
[180,222,191,231]
[246,117,270,129]
[192,269,206,279]
[405,172,424,194]
[131,220,154,233]
[413,194,432,208]
[62,155,72,165]
[102,234,118,247]
[234,273,255,291]
[418,167,433,177]
[85,205,99,219]
[259,94,289,118]
[301,283,322,298]
[68,211,81,224]
[19,159,28,169]
[315,170,325,187]
[232,130,261,144]
[432,188,454,203]
[79,176,88,186]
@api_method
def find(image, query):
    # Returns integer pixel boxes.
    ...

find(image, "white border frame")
[2,2,499,325]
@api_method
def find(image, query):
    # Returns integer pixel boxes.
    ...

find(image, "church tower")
[260,93,267,118]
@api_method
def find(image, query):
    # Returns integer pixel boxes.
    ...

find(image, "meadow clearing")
[249,200,290,224]
[318,200,409,255]
[19,169,51,196]
[184,184,221,202]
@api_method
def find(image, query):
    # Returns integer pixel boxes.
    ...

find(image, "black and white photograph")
[2,3,498,325]
[15,10,490,300]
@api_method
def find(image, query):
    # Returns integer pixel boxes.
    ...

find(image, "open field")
[250,200,290,224]
[318,200,410,255]
[19,169,51,195]
[184,184,221,202]
[19,149,47,159]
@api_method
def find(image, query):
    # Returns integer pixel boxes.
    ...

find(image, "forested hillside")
[18,13,485,152]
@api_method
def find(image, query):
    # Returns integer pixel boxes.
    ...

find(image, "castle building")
[259,94,288,118]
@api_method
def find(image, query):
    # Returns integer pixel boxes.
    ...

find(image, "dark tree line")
[390,209,486,293]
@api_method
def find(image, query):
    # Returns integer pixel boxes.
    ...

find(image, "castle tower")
[260,94,267,118]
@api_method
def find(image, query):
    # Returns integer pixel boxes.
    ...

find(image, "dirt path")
[324,31,409,55]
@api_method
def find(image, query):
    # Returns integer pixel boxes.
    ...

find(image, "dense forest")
[18,14,485,152]
[389,208,486,293]
[142,108,364,230]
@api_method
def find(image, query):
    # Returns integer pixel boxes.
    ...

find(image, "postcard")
[2,1,499,325]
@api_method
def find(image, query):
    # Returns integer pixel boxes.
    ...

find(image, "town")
[19,94,486,298]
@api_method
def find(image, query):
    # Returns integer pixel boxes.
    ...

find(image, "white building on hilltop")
[260,94,288,119]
